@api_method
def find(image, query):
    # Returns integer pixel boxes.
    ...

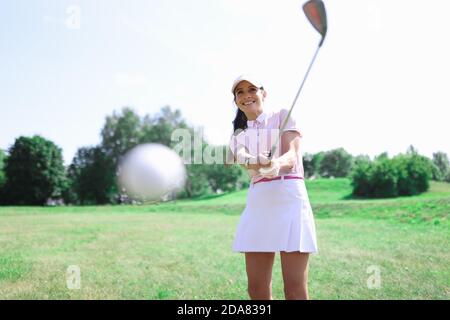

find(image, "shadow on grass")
[341,194,371,201]
[341,193,417,201]
[190,192,232,202]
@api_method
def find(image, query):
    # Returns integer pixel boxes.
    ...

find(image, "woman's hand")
[257,151,272,167]
[258,158,281,178]
[258,131,301,176]
[241,151,272,171]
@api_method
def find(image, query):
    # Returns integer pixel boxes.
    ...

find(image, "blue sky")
[1,0,449,165]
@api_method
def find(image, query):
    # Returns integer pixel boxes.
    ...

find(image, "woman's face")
[234,80,266,114]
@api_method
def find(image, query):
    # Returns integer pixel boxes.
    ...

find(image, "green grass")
[0,179,449,299]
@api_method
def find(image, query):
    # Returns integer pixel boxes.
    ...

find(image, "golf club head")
[303,0,327,46]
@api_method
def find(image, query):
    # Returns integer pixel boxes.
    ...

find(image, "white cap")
[231,74,263,95]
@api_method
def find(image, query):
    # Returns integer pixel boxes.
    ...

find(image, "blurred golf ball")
[118,143,186,202]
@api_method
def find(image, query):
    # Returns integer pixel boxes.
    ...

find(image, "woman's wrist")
[272,153,295,171]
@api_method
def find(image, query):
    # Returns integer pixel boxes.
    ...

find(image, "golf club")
[263,0,327,164]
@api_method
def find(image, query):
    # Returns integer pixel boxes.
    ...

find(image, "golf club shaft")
[268,42,322,159]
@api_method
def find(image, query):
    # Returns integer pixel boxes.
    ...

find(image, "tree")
[319,148,353,178]
[141,106,189,148]
[100,107,142,166]
[0,149,6,203]
[446,171,450,183]
[208,164,244,192]
[2,136,67,205]
[302,153,315,178]
[66,146,117,205]
[432,151,450,181]
[181,164,212,198]
[98,106,192,203]
[0,149,6,188]
[70,105,245,203]
[97,107,144,204]
[205,164,243,194]
[303,152,327,179]
[354,154,371,163]
[311,152,325,178]
[406,145,419,155]
[180,143,245,198]
[374,152,389,161]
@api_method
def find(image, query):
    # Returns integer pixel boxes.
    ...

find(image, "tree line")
[0,106,245,205]
[0,106,449,205]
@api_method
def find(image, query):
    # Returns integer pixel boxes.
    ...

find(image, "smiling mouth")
[243,101,255,106]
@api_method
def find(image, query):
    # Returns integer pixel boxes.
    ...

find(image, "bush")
[350,151,431,198]
[394,154,432,196]
[319,148,353,178]
[370,158,398,198]
[350,157,373,196]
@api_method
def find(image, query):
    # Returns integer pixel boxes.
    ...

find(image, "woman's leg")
[280,251,310,300]
[245,252,275,300]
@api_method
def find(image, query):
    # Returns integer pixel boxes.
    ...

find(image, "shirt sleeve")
[279,109,303,137]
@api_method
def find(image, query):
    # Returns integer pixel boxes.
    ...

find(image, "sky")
[1,0,449,165]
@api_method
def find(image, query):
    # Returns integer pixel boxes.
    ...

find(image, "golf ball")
[118,143,187,202]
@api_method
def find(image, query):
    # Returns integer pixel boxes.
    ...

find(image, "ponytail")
[232,108,247,133]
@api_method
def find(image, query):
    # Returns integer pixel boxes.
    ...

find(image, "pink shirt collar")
[247,111,269,127]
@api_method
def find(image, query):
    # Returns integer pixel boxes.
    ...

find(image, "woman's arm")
[274,131,301,172]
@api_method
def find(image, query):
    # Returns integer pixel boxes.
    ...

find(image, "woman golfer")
[228,75,318,300]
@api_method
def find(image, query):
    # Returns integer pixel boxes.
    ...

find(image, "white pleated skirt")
[232,176,318,253]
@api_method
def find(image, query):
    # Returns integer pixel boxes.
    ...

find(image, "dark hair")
[232,86,264,134]
[232,108,248,133]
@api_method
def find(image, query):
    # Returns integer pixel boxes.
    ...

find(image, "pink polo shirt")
[229,109,305,184]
